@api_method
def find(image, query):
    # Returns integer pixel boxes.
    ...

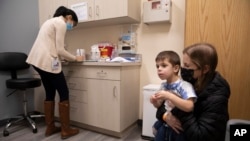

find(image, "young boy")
[150,51,197,141]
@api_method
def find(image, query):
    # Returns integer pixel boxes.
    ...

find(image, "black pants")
[33,66,69,102]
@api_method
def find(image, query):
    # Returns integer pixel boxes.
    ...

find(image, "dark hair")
[155,50,181,67]
[183,43,218,92]
[53,6,78,26]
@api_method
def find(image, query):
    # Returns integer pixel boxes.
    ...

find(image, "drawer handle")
[68,83,76,88]
[70,107,77,111]
[70,95,77,101]
[97,71,107,77]
[68,70,74,73]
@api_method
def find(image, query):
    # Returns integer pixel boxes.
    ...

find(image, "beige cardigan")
[26,16,76,73]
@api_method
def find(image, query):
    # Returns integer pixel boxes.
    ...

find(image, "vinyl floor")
[0,118,151,141]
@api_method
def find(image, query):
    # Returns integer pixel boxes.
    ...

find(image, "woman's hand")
[165,112,183,134]
[75,56,84,62]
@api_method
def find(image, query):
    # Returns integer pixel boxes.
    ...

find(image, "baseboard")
[141,135,155,141]
[137,119,142,127]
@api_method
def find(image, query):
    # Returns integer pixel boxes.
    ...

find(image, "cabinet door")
[94,0,126,20]
[68,0,95,22]
[86,79,121,132]
[39,0,68,26]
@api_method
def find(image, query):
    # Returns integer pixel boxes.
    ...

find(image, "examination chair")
[0,52,44,136]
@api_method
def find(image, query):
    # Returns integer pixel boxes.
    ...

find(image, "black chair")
[0,52,44,136]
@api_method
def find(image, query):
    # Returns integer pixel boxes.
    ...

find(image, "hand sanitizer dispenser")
[143,0,172,24]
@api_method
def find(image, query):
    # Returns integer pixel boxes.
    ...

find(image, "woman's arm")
[171,95,229,141]
[55,20,76,61]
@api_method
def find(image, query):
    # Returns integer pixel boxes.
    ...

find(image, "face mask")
[181,67,197,85]
[66,22,73,30]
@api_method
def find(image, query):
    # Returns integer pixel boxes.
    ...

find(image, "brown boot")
[59,100,79,139]
[44,101,61,136]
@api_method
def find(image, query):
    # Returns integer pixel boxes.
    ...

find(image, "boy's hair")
[155,50,181,67]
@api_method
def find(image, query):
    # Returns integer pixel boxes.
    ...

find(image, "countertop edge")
[62,61,141,67]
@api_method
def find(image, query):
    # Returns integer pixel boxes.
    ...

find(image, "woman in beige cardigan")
[26,6,82,139]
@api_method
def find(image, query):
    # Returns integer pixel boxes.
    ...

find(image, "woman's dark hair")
[183,43,218,93]
[53,6,78,26]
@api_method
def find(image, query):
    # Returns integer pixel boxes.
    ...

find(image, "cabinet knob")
[89,7,92,18]
[113,86,117,97]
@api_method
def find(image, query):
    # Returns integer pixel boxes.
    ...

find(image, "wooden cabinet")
[38,0,68,26]
[54,66,88,124]
[39,0,140,27]
[34,63,140,137]
[67,0,94,22]
[82,65,140,136]
[94,0,126,21]
[85,78,120,131]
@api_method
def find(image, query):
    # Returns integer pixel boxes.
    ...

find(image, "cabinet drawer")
[84,67,120,80]
[63,66,85,77]
[70,102,88,123]
[69,89,87,104]
[66,77,86,90]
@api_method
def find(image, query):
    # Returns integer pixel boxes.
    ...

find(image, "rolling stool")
[0,52,44,136]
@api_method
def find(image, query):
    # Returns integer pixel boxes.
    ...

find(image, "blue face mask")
[66,22,73,30]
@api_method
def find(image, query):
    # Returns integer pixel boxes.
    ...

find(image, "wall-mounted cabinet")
[38,0,68,26]
[39,0,141,28]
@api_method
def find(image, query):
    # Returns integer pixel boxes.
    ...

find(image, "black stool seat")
[6,78,41,89]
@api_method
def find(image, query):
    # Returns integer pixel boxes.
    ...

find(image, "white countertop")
[62,61,141,67]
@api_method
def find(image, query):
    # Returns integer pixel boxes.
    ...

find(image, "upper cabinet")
[39,0,68,26]
[68,0,94,21]
[39,0,141,28]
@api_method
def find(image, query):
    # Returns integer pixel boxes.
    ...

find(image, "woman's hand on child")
[165,112,183,134]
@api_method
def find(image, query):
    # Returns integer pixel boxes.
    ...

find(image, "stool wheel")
[33,128,37,133]
[3,130,9,136]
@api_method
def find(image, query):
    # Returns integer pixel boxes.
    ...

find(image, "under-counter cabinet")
[54,66,88,124]
[84,66,140,135]
[34,63,140,137]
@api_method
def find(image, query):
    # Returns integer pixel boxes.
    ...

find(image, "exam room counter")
[33,61,141,138]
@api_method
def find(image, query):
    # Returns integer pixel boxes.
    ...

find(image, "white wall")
[65,0,185,119]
